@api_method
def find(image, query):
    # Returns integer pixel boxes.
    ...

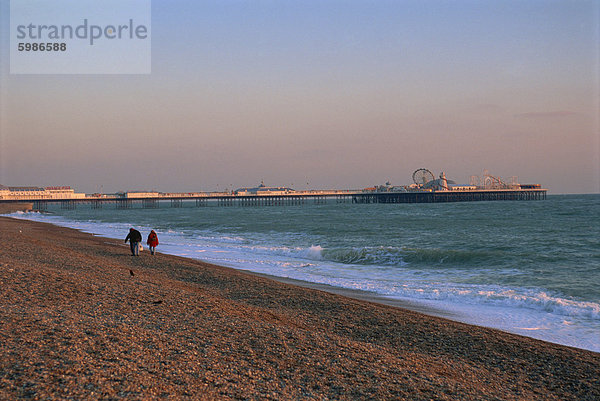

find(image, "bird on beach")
[129,269,135,277]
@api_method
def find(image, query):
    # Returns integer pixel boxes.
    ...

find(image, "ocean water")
[6,194,600,352]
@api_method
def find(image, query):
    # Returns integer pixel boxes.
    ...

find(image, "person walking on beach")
[125,228,142,256]
[147,230,159,255]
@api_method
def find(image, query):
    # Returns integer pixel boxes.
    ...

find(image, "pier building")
[0,185,86,200]
[234,181,295,196]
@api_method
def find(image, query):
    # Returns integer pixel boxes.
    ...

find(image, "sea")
[6,194,599,353]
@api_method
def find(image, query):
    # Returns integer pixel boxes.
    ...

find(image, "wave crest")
[310,246,493,267]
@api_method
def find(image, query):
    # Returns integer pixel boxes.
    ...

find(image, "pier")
[0,188,546,211]
[0,170,547,210]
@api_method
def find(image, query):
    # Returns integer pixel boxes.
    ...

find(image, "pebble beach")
[1,216,598,400]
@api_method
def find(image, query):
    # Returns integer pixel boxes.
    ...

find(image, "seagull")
[129,270,134,277]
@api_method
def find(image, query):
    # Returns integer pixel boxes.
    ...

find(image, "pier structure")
[0,169,547,210]
[3,187,547,211]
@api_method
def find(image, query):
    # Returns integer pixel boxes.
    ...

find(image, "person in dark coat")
[146,230,159,255]
[125,228,142,256]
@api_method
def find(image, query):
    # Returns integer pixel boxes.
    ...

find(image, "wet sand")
[1,216,598,400]
[247,272,462,320]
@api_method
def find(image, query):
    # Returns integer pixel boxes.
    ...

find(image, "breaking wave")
[295,245,497,267]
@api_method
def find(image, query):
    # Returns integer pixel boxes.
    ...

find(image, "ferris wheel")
[412,168,435,187]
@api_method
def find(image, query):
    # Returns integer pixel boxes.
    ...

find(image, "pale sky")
[1,0,599,194]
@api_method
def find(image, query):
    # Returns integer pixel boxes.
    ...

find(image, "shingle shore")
[1,216,598,400]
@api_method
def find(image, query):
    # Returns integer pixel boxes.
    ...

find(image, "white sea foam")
[299,245,325,260]
[6,211,600,352]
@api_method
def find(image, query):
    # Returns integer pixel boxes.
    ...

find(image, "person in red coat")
[146,230,159,255]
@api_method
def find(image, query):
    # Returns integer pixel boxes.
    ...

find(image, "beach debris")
[137,299,163,305]
[129,269,135,277]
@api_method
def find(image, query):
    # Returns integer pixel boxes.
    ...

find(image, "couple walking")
[125,228,159,256]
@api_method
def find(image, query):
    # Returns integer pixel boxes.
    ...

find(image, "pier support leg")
[116,199,131,209]
[61,200,76,210]
[143,199,159,208]
[33,201,48,211]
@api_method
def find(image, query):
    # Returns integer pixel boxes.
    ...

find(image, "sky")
[1,0,599,194]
